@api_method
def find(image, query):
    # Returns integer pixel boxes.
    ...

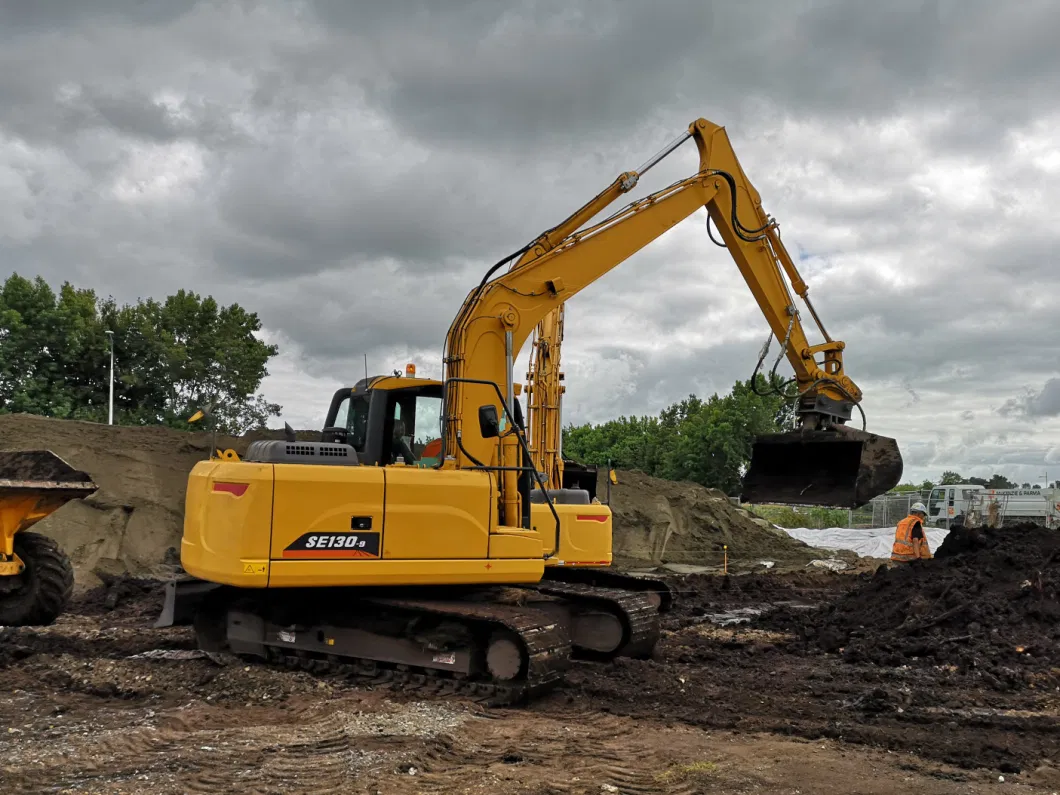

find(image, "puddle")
[691,600,818,626]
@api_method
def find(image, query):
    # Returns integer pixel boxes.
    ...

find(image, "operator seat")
[391,420,417,465]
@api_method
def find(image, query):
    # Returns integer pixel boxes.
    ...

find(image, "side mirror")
[478,404,500,438]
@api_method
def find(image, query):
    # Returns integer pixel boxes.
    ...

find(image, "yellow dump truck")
[0,450,98,626]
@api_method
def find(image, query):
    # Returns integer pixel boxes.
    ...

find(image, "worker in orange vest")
[891,502,933,562]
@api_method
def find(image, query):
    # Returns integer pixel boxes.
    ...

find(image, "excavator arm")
[512,165,647,492]
[441,117,902,523]
[523,305,566,488]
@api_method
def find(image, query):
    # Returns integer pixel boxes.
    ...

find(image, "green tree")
[0,273,282,433]
[939,470,964,485]
[562,373,794,495]
[986,474,1016,489]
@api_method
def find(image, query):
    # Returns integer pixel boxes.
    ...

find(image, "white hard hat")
[910,502,927,514]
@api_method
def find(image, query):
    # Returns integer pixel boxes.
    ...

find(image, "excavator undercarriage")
[162,575,663,705]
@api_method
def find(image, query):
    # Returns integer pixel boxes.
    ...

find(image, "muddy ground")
[2,564,1058,794]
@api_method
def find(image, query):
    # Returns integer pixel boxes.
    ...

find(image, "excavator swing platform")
[0,450,98,626]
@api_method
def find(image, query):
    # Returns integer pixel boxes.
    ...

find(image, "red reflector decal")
[576,514,608,522]
[213,482,248,497]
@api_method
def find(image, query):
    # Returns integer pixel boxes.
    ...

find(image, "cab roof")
[350,375,444,393]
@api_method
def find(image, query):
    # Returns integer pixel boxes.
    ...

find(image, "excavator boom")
[442,118,902,510]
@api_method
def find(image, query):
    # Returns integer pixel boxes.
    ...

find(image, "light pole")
[105,330,114,425]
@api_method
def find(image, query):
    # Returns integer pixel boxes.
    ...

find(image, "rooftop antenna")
[364,353,368,381]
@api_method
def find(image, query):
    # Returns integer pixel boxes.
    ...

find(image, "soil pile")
[0,413,310,589]
[599,468,829,569]
[765,522,1060,686]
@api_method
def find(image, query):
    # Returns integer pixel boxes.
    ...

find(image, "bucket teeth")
[741,428,903,509]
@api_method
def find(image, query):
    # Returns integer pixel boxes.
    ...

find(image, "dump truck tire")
[0,532,75,626]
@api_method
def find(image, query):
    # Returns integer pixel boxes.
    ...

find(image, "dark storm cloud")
[0,0,194,35]
[298,1,1060,150]
[999,378,1060,419]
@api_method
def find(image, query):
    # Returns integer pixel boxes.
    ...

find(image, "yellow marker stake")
[723,545,728,575]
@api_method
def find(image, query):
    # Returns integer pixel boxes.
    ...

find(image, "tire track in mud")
[394,709,706,795]
[1,697,472,794]
[182,709,376,794]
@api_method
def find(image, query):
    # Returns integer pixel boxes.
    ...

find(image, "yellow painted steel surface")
[0,556,23,576]
[381,466,493,559]
[179,459,547,587]
[270,463,385,559]
[531,502,613,565]
[488,530,544,559]
[0,495,44,557]
[268,557,543,588]
[180,460,274,586]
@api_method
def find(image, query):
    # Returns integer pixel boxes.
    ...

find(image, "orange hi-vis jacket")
[891,514,932,562]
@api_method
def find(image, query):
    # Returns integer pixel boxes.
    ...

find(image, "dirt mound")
[764,522,1060,687]
[599,468,830,569]
[0,413,313,590]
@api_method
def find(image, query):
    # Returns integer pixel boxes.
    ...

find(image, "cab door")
[378,387,493,559]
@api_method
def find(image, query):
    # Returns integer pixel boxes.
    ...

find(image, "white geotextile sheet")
[777,526,950,559]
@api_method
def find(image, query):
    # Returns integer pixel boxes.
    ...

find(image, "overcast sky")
[2,0,1059,486]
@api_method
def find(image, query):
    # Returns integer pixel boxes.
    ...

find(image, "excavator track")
[197,587,572,707]
[522,580,662,660]
[542,566,676,613]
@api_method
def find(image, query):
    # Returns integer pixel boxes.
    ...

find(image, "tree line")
[0,273,280,434]
[561,374,796,496]
[560,380,1045,496]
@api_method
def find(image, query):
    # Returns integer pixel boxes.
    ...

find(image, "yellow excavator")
[0,451,98,626]
[157,116,903,703]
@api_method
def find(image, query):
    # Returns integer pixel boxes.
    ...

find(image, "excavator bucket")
[740,428,903,509]
[0,450,98,541]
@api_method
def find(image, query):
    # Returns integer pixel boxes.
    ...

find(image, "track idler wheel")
[485,630,526,681]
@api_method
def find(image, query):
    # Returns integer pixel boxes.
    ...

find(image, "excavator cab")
[319,376,445,468]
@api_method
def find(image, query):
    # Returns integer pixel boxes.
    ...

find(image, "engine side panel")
[270,464,385,560]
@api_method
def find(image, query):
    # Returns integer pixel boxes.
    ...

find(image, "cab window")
[387,392,443,466]
[331,395,369,450]
[411,394,443,465]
